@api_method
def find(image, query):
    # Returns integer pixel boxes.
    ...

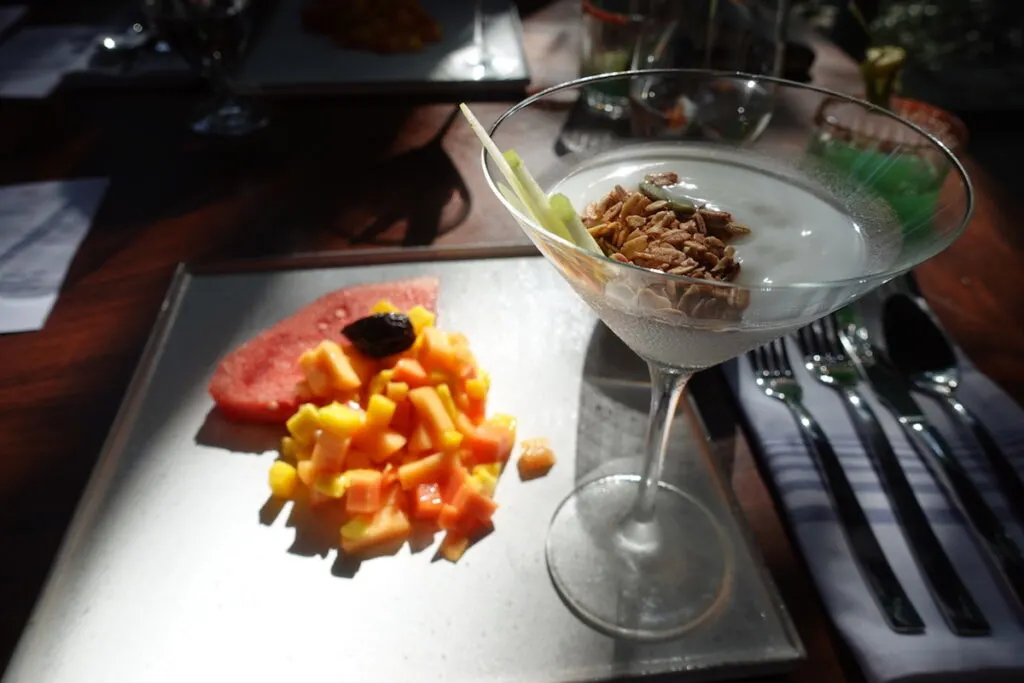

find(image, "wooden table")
[1,2,1022,681]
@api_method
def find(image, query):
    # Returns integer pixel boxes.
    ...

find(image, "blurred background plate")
[234,0,531,100]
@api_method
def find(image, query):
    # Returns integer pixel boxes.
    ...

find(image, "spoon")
[883,293,1024,528]
[97,22,153,54]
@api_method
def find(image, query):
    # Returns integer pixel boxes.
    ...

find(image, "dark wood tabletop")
[1,1,1023,681]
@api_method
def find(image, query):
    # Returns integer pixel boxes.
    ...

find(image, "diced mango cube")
[318,402,366,437]
[368,369,395,397]
[407,305,436,335]
[440,429,464,453]
[286,404,320,446]
[465,376,489,401]
[371,299,400,314]
[313,472,351,498]
[386,381,409,403]
[366,394,397,430]
[320,341,363,392]
[408,386,455,440]
[341,515,373,540]
[311,429,350,472]
[435,384,459,421]
[280,436,300,462]
[269,461,299,499]
[471,463,499,497]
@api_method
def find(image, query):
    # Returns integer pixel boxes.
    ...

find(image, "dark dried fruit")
[342,313,416,358]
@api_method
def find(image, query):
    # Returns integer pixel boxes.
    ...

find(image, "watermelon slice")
[209,277,439,423]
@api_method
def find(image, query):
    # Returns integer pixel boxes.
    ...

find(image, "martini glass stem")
[630,362,691,523]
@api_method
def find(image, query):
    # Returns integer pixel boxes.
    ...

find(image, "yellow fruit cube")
[435,383,459,420]
[341,515,372,540]
[313,472,351,498]
[465,376,488,401]
[371,299,400,314]
[440,429,464,453]
[407,305,436,335]
[471,463,499,497]
[318,402,366,437]
[319,341,363,392]
[286,404,320,446]
[268,461,298,499]
[489,413,517,433]
[280,436,300,461]
[366,394,397,430]
[298,350,331,396]
[428,370,450,386]
[368,369,394,397]
[386,381,409,403]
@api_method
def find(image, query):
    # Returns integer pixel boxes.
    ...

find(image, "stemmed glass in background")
[580,0,790,121]
[142,0,266,136]
[480,69,971,639]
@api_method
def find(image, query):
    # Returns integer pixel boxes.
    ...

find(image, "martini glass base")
[546,474,733,641]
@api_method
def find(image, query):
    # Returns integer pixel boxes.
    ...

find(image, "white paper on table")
[0,5,27,42]
[0,25,99,98]
[0,178,109,334]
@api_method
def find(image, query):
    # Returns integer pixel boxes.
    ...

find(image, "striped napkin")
[727,321,1024,683]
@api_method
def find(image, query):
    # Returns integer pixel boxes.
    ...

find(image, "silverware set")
[748,285,1024,635]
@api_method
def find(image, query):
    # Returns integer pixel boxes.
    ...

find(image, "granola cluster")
[581,172,750,283]
[581,171,753,320]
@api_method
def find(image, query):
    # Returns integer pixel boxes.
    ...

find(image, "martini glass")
[480,69,971,640]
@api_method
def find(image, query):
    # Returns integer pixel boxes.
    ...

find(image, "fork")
[799,315,990,636]
[748,338,925,634]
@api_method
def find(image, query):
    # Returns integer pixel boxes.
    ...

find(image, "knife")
[839,307,1024,611]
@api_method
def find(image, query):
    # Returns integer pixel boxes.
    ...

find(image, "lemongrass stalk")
[503,149,572,241]
[549,193,601,254]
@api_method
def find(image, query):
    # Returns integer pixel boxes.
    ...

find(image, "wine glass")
[479,69,971,640]
[142,0,266,136]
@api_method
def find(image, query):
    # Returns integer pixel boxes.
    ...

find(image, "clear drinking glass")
[580,0,790,119]
[480,69,971,640]
[143,0,267,136]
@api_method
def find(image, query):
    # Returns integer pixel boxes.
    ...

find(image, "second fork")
[748,338,925,634]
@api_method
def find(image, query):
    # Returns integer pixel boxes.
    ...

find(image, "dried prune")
[342,313,416,358]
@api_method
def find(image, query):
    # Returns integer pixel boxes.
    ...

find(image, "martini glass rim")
[481,67,974,292]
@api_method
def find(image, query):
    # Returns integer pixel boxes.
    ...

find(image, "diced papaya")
[465,397,487,425]
[407,305,436,335]
[453,410,477,437]
[390,400,413,432]
[381,464,399,490]
[345,449,372,470]
[344,345,380,386]
[392,358,429,387]
[451,481,499,523]
[269,461,299,499]
[297,460,316,487]
[517,438,557,480]
[345,469,384,515]
[407,421,433,456]
[319,341,363,392]
[442,461,474,502]
[420,327,459,373]
[318,402,365,438]
[340,503,411,555]
[398,452,446,491]
[438,532,470,562]
[311,430,350,472]
[298,348,332,396]
[286,404,321,446]
[413,482,444,520]
[462,419,516,466]
[408,386,455,441]
[365,394,397,430]
[359,429,407,464]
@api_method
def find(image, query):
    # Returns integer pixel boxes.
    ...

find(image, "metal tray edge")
[3,264,195,681]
